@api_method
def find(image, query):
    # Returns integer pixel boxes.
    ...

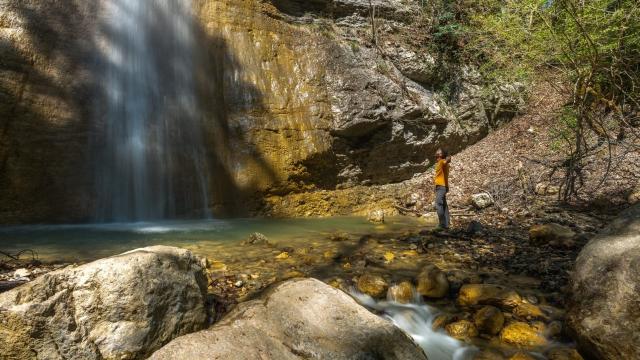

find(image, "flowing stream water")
[94,0,210,222]
[351,291,478,360]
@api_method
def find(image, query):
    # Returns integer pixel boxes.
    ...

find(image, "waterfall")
[94,0,211,222]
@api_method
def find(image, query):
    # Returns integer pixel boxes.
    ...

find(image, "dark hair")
[436,148,448,157]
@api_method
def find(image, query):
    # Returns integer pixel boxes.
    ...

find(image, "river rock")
[416,264,449,298]
[458,284,522,310]
[367,209,385,223]
[499,322,547,348]
[474,305,505,335]
[388,281,415,303]
[150,278,427,360]
[445,319,479,340]
[567,204,640,360]
[357,273,389,298]
[513,303,547,321]
[508,353,536,360]
[529,223,575,247]
[0,246,209,360]
[474,349,506,360]
[245,232,270,245]
[471,193,494,209]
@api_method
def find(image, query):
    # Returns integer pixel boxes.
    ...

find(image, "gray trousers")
[435,185,450,228]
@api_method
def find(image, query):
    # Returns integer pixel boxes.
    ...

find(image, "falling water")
[93,0,211,222]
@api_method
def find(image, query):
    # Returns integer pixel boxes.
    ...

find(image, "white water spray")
[94,0,210,222]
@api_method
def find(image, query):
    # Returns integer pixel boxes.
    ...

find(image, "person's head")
[435,148,448,159]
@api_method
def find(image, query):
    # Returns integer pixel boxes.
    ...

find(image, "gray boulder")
[567,205,640,359]
[150,278,427,360]
[0,246,209,360]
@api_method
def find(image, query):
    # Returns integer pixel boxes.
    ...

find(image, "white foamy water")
[351,291,478,360]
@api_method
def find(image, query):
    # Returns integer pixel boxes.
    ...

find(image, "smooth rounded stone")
[367,209,385,223]
[499,322,547,348]
[0,246,209,360]
[529,223,575,247]
[416,264,449,298]
[445,319,479,340]
[387,281,415,303]
[508,352,537,360]
[513,303,547,321]
[432,313,453,331]
[546,347,584,360]
[471,193,494,209]
[458,284,522,310]
[357,273,389,298]
[474,305,505,335]
[150,278,428,360]
[567,204,640,360]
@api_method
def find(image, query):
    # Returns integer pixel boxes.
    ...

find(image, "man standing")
[434,148,451,230]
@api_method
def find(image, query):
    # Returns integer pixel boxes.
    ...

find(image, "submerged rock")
[357,273,389,298]
[0,246,208,360]
[458,284,522,310]
[387,281,415,303]
[445,319,479,340]
[150,278,427,360]
[416,264,449,298]
[474,305,505,335]
[499,322,547,348]
[567,205,640,360]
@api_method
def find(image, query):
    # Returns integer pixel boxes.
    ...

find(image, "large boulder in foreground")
[0,246,209,360]
[150,278,427,360]
[567,205,640,359]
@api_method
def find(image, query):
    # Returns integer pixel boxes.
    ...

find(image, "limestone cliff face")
[0,0,523,223]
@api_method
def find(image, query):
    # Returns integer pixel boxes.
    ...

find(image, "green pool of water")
[0,216,432,263]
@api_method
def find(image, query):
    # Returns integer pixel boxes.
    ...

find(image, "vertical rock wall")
[0,0,524,223]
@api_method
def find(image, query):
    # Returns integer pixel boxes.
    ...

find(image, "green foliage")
[460,0,640,199]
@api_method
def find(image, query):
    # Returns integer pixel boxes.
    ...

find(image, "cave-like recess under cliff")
[0,0,523,224]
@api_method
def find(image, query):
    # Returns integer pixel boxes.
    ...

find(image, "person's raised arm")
[445,155,452,164]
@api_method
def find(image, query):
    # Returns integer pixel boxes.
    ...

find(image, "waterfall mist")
[93,0,211,222]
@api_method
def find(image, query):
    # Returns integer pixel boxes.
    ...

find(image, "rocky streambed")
[1,205,638,359]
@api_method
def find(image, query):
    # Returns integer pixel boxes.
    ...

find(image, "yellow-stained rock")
[474,305,505,335]
[401,250,419,257]
[499,322,547,348]
[445,320,479,340]
[416,264,449,298]
[513,303,547,321]
[275,252,289,260]
[432,314,452,331]
[508,352,537,360]
[357,274,389,299]
[383,251,395,263]
[458,284,522,310]
[387,281,415,303]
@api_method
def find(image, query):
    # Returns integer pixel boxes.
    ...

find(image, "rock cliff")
[0,0,523,223]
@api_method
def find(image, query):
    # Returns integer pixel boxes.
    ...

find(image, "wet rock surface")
[0,246,209,360]
[150,278,427,360]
